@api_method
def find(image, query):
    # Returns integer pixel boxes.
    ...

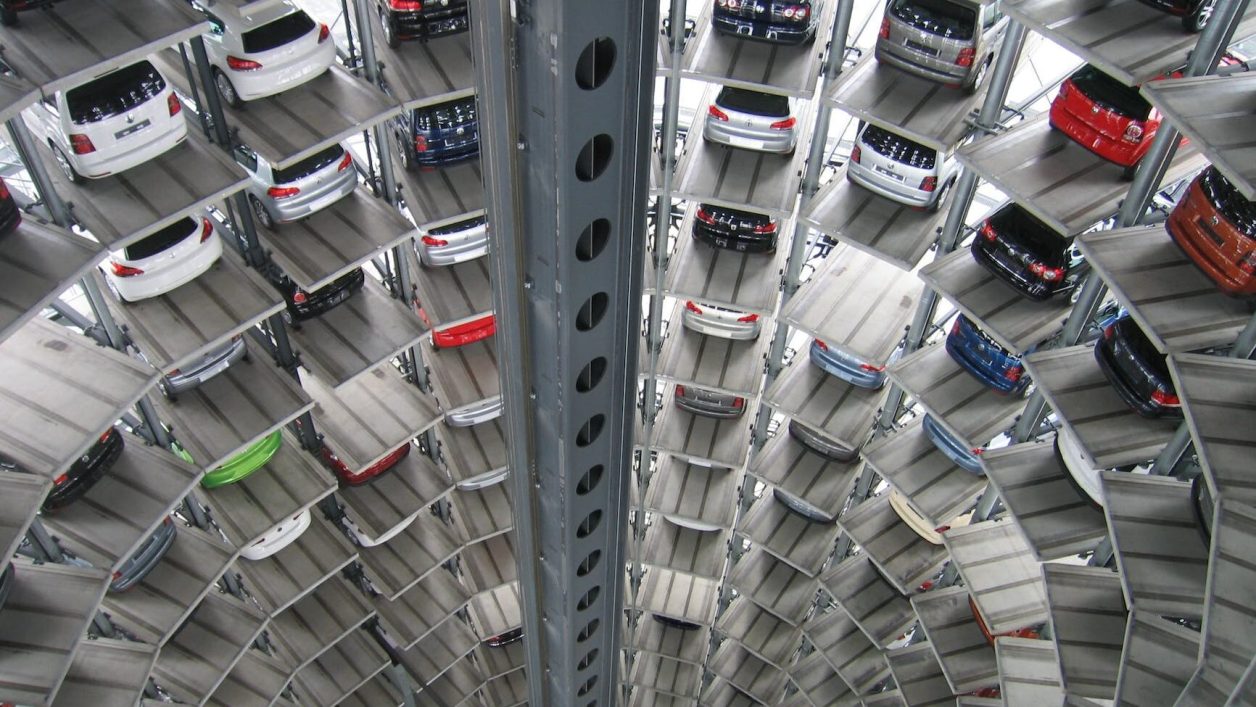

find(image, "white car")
[239,509,311,560]
[456,467,509,491]
[192,0,336,107]
[445,395,503,427]
[680,300,761,340]
[104,215,222,302]
[888,488,972,545]
[341,509,419,548]
[24,58,187,182]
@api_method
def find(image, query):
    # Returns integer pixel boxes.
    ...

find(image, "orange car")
[1166,166,1256,296]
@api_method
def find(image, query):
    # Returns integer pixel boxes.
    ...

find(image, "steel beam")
[471,1,657,705]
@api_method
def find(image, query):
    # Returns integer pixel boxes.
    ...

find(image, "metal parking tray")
[0,217,103,346]
[374,33,475,110]
[820,555,917,649]
[644,454,739,530]
[746,428,862,522]
[655,305,772,397]
[269,576,374,674]
[1114,609,1202,705]
[0,474,49,562]
[152,592,267,705]
[450,482,513,544]
[630,608,712,666]
[1172,353,1256,506]
[910,586,999,694]
[789,650,857,706]
[438,418,509,485]
[727,548,817,625]
[0,72,38,124]
[663,205,789,316]
[943,520,1049,635]
[708,642,788,705]
[628,653,702,698]
[995,636,1065,705]
[650,386,755,469]
[1043,564,1127,700]
[56,638,158,707]
[887,642,955,707]
[400,615,478,686]
[635,567,720,626]
[861,415,985,529]
[233,514,358,615]
[802,172,945,271]
[206,647,293,707]
[802,605,891,696]
[423,337,501,413]
[395,158,484,232]
[357,511,461,600]
[288,631,390,707]
[338,450,452,543]
[837,492,950,595]
[374,569,471,651]
[412,252,493,329]
[737,492,842,577]
[460,534,516,593]
[716,598,803,668]
[762,358,886,454]
[1144,73,1256,202]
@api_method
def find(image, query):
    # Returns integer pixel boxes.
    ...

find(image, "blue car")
[392,95,479,170]
[808,338,887,389]
[922,413,984,475]
[945,315,1028,395]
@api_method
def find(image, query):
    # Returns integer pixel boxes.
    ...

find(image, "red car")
[1049,57,1239,173]
[432,312,496,349]
[321,442,411,486]
[1166,166,1256,296]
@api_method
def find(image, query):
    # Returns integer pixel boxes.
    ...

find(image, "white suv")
[24,58,187,182]
[192,0,336,107]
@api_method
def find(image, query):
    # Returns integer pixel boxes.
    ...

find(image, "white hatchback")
[193,0,335,107]
[24,59,187,182]
[104,215,222,302]
[240,509,312,560]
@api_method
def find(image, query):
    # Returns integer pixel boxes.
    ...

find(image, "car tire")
[281,308,300,329]
[51,143,82,184]
[249,195,275,230]
[213,68,242,109]
[929,177,954,213]
[965,56,991,95]
[395,131,415,172]
[1120,163,1139,181]
[1183,0,1216,32]
[379,9,400,49]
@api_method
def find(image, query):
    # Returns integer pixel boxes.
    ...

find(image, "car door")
[26,96,66,151]
[201,11,228,66]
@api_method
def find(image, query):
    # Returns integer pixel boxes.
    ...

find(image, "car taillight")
[753,221,777,234]
[979,221,997,241]
[168,93,182,116]
[0,178,9,200]
[69,134,95,155]
[814,339,829,351]
[675,384,686,397]
[770,116,796,130]
[167,368,181,376]
[859,363,886,372]
[390,0,423,8]
[53,473,68,486]
[112,570,122,581]
[1122,123,1144,143]
[1028,262,1065,282]
[934,525,951,534]
[200,218,213,243]
[415,135,428,152]
[957,47,976,67]
[971,447,984,456]
[737,313,759,323]
[879,17,890,38]
[921,176,937,192]
[226,55,263,71]
[320,446,351,474]
[110,262,144,277]
[950,319,961,335]
[708,104,729,122]
[1004,365,1023,382]
[1151,389,1181,407]
[422,235,449,247]
[292,291,308,304]
[696,208,716,224]
[337,152,353,171]
[732,397,745,408]
[267,186,300,199]
[850,145,861,163]
[685,301,703,315]
[1103,323,1116,339]
[1239,252,1256,275]
[100,430,113,443]
[318,23,330,43]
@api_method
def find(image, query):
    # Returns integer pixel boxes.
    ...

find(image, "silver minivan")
[847,121,959,211]
[875,0,1008,93]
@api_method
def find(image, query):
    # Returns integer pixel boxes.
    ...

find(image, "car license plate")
[726,135,762,149]
[874,165,904,181]
[307,192,342,213]
[904,39,938,56]
[327,290,348,307]
[114,119,151,139]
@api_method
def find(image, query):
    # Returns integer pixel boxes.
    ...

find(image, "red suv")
[1166,166,1256,296]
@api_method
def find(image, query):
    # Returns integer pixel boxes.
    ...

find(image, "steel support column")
[471,1,658,705]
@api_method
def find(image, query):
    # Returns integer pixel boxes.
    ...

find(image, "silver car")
[233,142,358,229]
[847,121,959,211]
[418,214,488,267]
[680,300,761,340]
[158,335,248,398]
[445,395,504,427]
[702,86,798,154]
[788,419,859,462]
[674,384,746,419]
[875,0,1008,93]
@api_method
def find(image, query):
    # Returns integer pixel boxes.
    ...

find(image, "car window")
[982,3,1002,27]
[241,10,316,53]
[206,14,225,36]
[272,144,343,184]
[64,60,166,124]
[233,145,259,172]
[714,87,790,118]
[123,217,198,260]
[890,0,977,40]
[1201,166,1256,237]
[1069,65,1152,120]
[859,123,937,170]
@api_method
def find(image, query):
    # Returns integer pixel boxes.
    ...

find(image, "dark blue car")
[945,315,1028,395]
[712,0,818,44]
[392,95,479,170]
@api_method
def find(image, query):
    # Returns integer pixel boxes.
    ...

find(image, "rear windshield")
[66,61,166,124]
[273,144,344,184]
[700,202,774,226]
[860,124,937,169]
[1201,166,1256,237]
[242,10,315,53]
[890,0,976,40]
[714,87,790,118]
[413,97,478,132]
[430,214,486,236]
[124,217,198,260]
[1069,65,1151,120]
[989,204,1068,263]
[1115,316,1169,374]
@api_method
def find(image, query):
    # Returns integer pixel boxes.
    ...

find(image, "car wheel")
[213,68,242,109]
[965,56,991,95]
[1,7,17,25]
[395,131,414,172]
[1183,0,1216,32]
[249,195,275,230]
[929,177,954,213]
[379,9,400,49]
[281,308,300,329]
[51,143,82,184]
[1120,163,1139,181]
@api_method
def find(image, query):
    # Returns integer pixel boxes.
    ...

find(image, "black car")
[43,426,125,512]
[266,266,365,324]
[373,0,469,48]
[1135,0,1217,32]
[392,95,478,170]
[773,488,836,523]
[486,627,523,647]
[0,0,56,26]
[693,203,778,253]
[652,614,703,630]
[712,0,818,44]
[0,563,13,613]
[1094,315,1182,418]
[0,177,21,236]
[971,203,1085,301]
[788,419,859,462]
[1192,476,1214,542]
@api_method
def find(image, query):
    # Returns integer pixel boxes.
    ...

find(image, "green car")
[175,430,283,489]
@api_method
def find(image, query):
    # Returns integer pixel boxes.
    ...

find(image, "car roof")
[198,0,301,29]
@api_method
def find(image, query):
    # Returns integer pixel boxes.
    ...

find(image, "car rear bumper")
[970,240,1058,301]
[1048,103,1145,167]
[239,509,312,560]
[386,7,470,39]
[432,314,496,348]
[846,162,936,208]
[808,341,886,389]
[680,308,760,340]
[787,420,859,462]
[75,121,187,179]
[703,118,796,154]
[712,12,815,44]
[944,335,1024,394]
[1093,339,1179,418]
[270,168,358,223]
[162,336,248,395]
[922,414,983,474]
[674,394,744,419]
[110,519,176,592]
[44,429,125,511]
[110,236,222,302]
[289,269,366,320]
[445,395,504,427]
[875,42,970,85]
[692,224,776,253]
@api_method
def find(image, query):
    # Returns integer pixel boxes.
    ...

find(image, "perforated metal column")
[470,1,658,705]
